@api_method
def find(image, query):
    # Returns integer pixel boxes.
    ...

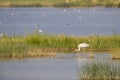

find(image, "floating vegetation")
[78,61,120,80]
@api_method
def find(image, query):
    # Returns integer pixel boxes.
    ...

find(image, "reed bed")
[0,0,120,8]
[110,48,120,60]
[78,61,120,80]
[0,32,120,58]
[0,35,27,58]
[24,32,120,50]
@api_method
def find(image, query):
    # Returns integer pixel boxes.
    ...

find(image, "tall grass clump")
[110,48,120,59]
[88,35,120,50]
[0,35,28,58]
[78,61,120,80]
[24,32,77,49]
[0,33,56,58]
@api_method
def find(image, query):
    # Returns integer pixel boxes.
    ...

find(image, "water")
[0,58,78,80]
[0,7,120,36]
[0,53,119,80]
[0,7,120,80]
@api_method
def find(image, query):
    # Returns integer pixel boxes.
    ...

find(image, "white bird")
[0,33,3,37]
[39,29,43,33]
[75,43,89,53]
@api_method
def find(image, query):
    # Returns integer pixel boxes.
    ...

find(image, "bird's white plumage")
[0,33,3,36]
[78,43,89,48]
[75,43,89,52]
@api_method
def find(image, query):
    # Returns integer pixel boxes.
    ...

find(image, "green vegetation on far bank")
[0,0,120,8]
[0,32,120,59]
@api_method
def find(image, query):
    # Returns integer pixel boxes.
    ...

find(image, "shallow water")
[0,53,119,80]
[0,58,77,80]
[0,7,120,36]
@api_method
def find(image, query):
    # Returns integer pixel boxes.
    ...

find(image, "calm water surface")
[0,7,120,36]
[0,7,120,80]
[0,53,119,80]
[0,57,77,80]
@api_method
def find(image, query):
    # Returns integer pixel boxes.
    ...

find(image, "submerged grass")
[78,61,120,80]
[0,32,120,58]
[0,0,120,8]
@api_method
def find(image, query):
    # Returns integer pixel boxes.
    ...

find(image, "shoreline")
[0,5,120,8]
[0,0,120,8]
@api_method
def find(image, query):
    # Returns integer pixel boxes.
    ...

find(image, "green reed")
[0,32,120,58]
[78,61,120,80]
[0,0,120,8]
[0,35,28,58]
[110,48,120,59]
[23,32,120,50]
[24,32,77,49]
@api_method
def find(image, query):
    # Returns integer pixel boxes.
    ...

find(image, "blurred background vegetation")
[0,0,120,7]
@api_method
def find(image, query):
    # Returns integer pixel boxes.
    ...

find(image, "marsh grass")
[0,0,120,8]
[111,48,120,59]
[78,61,120,80]
[0,34,56,58]
[0,35,28,58]
[1,33,120,49]
[0,33,120,58]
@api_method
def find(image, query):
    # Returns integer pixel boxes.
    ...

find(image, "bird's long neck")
[78,47,81,51]
[75,46,81,52]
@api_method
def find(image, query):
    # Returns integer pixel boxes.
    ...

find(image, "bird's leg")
[83,48,85,53]
[82,48,84,54]
[80,48,83,58]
